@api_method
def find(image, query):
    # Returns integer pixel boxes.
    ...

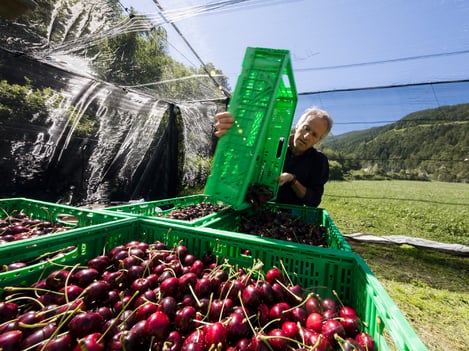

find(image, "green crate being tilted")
[205,47,298,210]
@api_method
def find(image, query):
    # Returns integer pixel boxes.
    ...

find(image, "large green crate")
[98,194,233,227]
[0,218,140,288]
[0,197,134,286]
[0,220,427,350]
[202,202,352,252]
[205,47,298,210]
[0,197,130,239]
[0,245,80,286]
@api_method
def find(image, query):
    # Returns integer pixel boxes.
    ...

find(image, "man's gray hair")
[297,107,333,139]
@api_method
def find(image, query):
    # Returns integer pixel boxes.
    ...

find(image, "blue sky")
[118,0,469,134]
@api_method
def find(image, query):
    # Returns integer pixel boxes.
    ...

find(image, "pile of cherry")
[161,203,229,221]
[0,212,68,245]
[0,240,376,351]
[239,208,329,248]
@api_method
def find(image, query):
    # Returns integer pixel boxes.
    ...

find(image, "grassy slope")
[321,180,469,351]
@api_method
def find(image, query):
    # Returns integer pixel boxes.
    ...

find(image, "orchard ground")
[322,180,469,351]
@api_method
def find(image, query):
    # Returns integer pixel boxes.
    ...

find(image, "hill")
[321,103,469,182]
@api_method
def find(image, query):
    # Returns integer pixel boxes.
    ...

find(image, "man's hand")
[214,111,235,137]
[276,172,296,186]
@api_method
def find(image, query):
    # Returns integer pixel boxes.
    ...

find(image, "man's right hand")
[214,111,235,137]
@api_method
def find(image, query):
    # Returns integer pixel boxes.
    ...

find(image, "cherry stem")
[4,295,45,309]
[98,290,140,344]
[333,289,345,308]
[284,292,315,313]
[188,282,203,308]
[276,279,302,303]
[279,260,294,286]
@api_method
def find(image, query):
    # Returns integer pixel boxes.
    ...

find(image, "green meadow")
[321,180,469,351]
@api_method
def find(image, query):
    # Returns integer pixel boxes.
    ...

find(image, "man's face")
[292,115,328,154]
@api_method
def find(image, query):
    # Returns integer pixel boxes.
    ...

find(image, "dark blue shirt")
[275,146,329,207]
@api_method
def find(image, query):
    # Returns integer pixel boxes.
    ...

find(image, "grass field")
[321,180,469,351]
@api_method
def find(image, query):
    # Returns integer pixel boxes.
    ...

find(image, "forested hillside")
[322,103,469,182]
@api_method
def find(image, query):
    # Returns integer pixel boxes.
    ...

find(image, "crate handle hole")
[240,248,252,257]
[275,137,285,158]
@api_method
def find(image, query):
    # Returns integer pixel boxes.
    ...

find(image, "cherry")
[135,302,158,322]
[162,330,182,351]
[321,318,346,344]
[195,277,213,298]
[355,332,376,351]
[42,333,72,351]
[158,296,178,320]
[226,312,250,341]
[20,324,57,350]
[87,255,110,273]
[265,268,284,285]
[160,277,180,297]
[204,321,227,350]
[290,306,307,326]
[144,311,171,340]
[340,305,358,318]
[266,328,288,351]
[341,315,361,337]
[306,312,323,332]
[175,305,197,334]
[321,297,338,312]
[73,268,100,287]
[269,302,291,325]
[242,284,261,309]
[72,332,104,351]
[83,280,111,304]
[0,302,18,323]
[281,320,299,339]
[305,296,322,314]
[0,330,23,351]
[45,269,71,290]
[208,298,233,322]
[68,312,104,339]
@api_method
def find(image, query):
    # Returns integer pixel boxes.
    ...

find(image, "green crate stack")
[0,219,427,350]
[98,194,233,227]
[205,47,298,210]
[202,202,352,251]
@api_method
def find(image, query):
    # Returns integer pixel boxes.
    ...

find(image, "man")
[214,107,333,207]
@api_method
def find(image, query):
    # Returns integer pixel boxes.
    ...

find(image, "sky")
[117,0,469,135]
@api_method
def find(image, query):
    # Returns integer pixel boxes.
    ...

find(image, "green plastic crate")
[0,218,140,289]
[205,47,298,210]
[98,194,232,227]
[0,219,427,350]
[202,202,352,252]
[0,245,79,286]
[0,197,133,282]
[0,197,131,241]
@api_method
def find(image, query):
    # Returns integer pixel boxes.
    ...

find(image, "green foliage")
[94,26,169,86]
[323,104,469,182]
[328,160,344,180]
[0,79,51,125]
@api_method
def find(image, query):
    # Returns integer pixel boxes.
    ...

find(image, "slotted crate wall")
[205,47,298,210]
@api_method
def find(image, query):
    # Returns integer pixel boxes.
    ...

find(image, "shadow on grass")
[350,241,469,293]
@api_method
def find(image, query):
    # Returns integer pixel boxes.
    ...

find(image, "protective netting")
[1,0,468,204]
[296,81,469,136]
